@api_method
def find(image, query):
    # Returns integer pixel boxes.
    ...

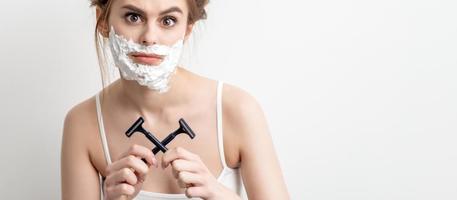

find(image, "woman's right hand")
[103,144,158,200]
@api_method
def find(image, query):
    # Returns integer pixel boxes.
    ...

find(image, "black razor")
[125,117,168,153]
[151,118,196,154]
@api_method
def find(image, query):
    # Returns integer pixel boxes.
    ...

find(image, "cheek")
[108,23,141,41]
[162,34,183,46]
[162,24,189,45]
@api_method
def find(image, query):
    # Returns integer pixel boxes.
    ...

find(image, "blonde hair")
[89,0,209,89]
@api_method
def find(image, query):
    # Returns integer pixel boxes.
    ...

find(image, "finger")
[105,183,135,199]
[185,186,208,199]
[162,147,197,168]
[177,178,188,188]
[107,155,149,180]
[105,168,138,186]
[178,171,205,187]
[120,144,157,167]
[170,159,200,179]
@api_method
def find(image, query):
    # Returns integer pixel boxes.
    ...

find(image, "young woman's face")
[107,0,191,47]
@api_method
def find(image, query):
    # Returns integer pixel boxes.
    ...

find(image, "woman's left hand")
[161,147,241,200]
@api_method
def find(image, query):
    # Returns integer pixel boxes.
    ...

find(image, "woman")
[61,0,289,199]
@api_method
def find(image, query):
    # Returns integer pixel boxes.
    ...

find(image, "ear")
[96,7,109,38]
[184,24,194,42]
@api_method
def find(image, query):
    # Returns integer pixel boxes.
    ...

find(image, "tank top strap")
[95,92,112,165]
[216,81,228,168]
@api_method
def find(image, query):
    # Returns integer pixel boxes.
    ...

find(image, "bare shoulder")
[65,96,96,123]
[221,83,290,199]
[63,96,97,141]
[220,83,271,167]
[62,95,100,160]
[221,83,267,136]
[61,95,104,199]
[222,83,258,106]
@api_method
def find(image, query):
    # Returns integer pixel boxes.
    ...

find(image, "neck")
[114,67,190,115]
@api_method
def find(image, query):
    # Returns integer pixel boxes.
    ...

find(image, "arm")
[61,106,101,200]
[224,86,290,200]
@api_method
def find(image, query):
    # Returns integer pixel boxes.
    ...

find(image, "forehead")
[112,0,189,14]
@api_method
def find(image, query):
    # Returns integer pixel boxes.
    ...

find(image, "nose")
[139,23,160,46]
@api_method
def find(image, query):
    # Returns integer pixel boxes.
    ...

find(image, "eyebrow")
[121,4,183,16]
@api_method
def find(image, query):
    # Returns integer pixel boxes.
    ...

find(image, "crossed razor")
[125,117,196,157]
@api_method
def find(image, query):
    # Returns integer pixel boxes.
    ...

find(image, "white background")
[0,0,456,199]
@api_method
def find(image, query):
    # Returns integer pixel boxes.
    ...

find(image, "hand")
[103,144,158,200]
[162,147,241,200]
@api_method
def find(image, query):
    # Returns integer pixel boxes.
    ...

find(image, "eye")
[125,12,143,24]
[161,16,177,27]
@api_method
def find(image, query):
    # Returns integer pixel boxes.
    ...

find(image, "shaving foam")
[107,26,184,93]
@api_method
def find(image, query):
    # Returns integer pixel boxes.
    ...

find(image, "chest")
[89,105,224,193]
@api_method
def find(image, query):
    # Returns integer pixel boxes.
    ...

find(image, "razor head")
[179,118,196,139]
[126,117,144,137]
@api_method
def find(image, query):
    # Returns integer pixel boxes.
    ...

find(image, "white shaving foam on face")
[107,26,184,93]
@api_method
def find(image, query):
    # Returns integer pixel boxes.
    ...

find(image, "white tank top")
[95,81,247,200]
